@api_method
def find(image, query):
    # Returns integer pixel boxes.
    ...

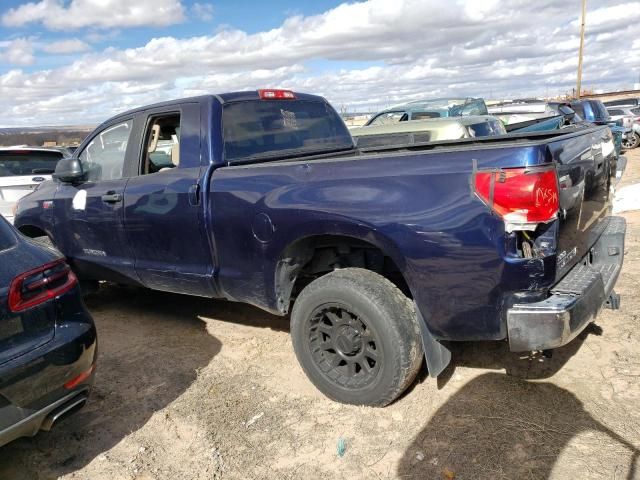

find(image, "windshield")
[468,119,506,137]
[0,151,63,177]
[407,98,488,116]
[368,111,408,126]
[557,105,575,116]
[222,100,354,163]
[592,101,611,121]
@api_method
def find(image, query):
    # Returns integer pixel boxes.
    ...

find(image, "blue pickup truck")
[14,89,625,406]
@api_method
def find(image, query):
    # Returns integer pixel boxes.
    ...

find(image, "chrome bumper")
[507,216,626,352]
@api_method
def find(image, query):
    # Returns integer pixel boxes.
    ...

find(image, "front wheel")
[290,268,423,407]
[622,132,640,150]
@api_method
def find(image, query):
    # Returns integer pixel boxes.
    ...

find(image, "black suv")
[0,217,97,446]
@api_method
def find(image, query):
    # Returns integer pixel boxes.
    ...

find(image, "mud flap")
[415,303,451,377]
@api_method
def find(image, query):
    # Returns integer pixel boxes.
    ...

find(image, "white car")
[487,101,559,125]
[607,106,640,149]
[0,147,68,223]
[350,115,506,148]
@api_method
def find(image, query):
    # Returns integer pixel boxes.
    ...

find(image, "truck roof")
[99,91,328,127]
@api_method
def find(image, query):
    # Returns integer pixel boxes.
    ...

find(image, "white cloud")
[192,2,214,21]
[41,38,90,54]
[0,37,35,65]
[0,0,638,126]
[2,0,185,30]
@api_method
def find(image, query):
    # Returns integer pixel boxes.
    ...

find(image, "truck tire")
[290,268,423,407]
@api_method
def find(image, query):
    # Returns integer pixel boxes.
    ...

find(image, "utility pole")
[576,0,587,98]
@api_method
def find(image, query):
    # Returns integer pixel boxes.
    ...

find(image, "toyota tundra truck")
[14,90,625,406]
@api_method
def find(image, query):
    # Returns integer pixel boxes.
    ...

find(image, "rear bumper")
[0,287,97,447]
[0,388,90,447]
[507,216,626,352]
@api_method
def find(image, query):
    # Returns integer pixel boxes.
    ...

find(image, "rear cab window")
[0,150,63,177]
[222,100,354,163]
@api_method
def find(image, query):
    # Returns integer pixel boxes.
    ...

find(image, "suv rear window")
[0,151,63,177]
[222,100,354,163]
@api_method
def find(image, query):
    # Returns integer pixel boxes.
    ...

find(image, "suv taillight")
[474,166,559,232]
[8,259,77,312]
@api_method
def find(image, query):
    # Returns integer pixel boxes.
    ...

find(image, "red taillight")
[64,364,95,389]
[258,89,296,100]
[8,259,77,312]
[474,167,559,230]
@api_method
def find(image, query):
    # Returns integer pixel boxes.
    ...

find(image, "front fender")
[14,185,56,240]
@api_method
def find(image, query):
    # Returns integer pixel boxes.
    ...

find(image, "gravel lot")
[1,150,639,480]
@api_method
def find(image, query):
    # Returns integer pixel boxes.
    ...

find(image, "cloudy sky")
[0,0,639,126]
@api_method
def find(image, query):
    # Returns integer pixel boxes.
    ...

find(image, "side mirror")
[52,158,86,183]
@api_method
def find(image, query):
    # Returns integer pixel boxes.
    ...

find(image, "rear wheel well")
[18,225,47,239]
[275,235,410,313]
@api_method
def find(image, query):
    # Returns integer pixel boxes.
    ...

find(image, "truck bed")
[210,124,616,342]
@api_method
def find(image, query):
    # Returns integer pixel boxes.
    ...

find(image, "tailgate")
[0,176,46,221]
[0,175,44,202]
[0,221,56,365]
[548,126,616,280]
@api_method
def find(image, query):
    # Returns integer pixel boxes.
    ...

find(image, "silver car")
[0,147,67,223]
[607,107,640,149]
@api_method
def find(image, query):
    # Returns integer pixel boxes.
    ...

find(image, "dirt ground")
[1,151,640,480]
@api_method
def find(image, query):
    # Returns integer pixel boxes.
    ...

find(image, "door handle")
[101,192,122,203]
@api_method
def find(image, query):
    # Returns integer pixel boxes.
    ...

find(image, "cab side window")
[78,120,132,181]
[142,114,181,175]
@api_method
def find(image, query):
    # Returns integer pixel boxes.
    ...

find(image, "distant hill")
[0,126,94,147]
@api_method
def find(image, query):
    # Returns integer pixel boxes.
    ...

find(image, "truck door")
[123,103,215,296]
[53,118,139,283]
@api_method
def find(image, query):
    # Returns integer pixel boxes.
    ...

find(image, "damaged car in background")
[363,97,488,126]
[350,115,506,147]
[606,106,640,150]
